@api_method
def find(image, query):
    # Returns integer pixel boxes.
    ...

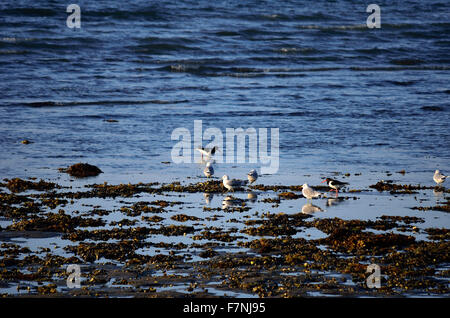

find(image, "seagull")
[195,146,219,161]
[247,169,258,184]
[321,178,348,195]
[203,162,214,178]
[301,203,324,215]
[302,183,322,200]
[222,175,248,192]
[433,170,448,186]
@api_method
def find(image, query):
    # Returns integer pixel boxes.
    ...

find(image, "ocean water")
[0,0,449,185]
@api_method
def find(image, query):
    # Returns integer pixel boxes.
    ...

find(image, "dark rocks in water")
[390,58,423,65]
[60,163,103,178]
[421,106,444,112]
[387,80,415,86]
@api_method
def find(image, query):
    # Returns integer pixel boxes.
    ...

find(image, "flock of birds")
[196,147,449,202]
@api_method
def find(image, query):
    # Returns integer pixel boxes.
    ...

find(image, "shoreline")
[0,175,449,297]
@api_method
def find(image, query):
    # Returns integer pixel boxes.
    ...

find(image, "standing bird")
[302,183,322,200]
[203,162,214,178]
[195,146,219,161]
[321,178,348,195]
[247,169,258,184]
[222,175,248,192]
[433,170,448,186]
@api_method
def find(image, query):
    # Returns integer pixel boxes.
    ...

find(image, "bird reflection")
[301,203,324,215]
[433,188,444,204]
[222,196,234,210]
[247,191,258,203]
[221,196,245,210]
[433,188,443,198]
[326,197,343,207]
[203,193,213,205]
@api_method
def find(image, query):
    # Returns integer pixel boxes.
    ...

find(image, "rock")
[60,163,103,178]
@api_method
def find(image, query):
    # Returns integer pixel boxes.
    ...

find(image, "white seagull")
[195,146,219,161]
[302,183,322,200]
[222,175,248,192]
[433,170,448,186]
[204,162,214,178]
[247,169,258,184]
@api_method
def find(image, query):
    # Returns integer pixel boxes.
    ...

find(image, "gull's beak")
[321,179,327,183]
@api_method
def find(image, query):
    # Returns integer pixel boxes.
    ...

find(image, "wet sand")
[0,172,449,298]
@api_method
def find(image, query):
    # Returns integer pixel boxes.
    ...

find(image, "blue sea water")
[0,0,449,182]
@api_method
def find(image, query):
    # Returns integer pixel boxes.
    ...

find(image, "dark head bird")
[321,178,348,194]
[195,146,219,160]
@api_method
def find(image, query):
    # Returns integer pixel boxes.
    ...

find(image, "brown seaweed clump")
[7,210,105,233]
[60,163,103,178]
[369,181,431,193]
[411,204,450,213]
[2,178,60,193]
[170,214,202,222]
[278,192,301,200]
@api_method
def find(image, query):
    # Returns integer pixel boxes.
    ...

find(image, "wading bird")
[433,170,448,186]
[302,183,322,200]
[222,175,248,192]
[321,178,348,195]
[247,169,258,184]
[203,162,214,178]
